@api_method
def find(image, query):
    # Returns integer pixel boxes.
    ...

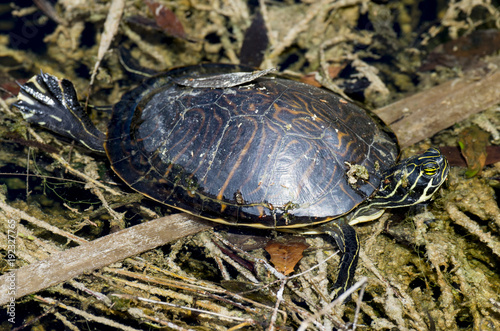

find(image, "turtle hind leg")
[322,223,360,301]
[13,72,105,152]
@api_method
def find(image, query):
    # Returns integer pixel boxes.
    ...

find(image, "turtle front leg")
[13,72,105,152]
[322,223,360,300]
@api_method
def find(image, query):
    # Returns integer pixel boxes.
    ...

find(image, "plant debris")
[458,125,490,177]
[265,239,309,276]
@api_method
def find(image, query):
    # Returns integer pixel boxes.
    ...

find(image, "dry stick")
[88,0,124,87]
[374,59,500,148]
[446,203,500,258]
[0,98,14,116]
[130,295,253,324]
[0,200,87,245]
[26,127,121,196]
[268,280,286,331]
[35,295,142,331]
[267,0,331,60]
[359,250,428,331]
[296,277,368,331]
[0,214,212,305]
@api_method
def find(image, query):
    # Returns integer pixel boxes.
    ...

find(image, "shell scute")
[105,65,398,228]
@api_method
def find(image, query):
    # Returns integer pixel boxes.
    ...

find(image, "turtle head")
[371,147,449,208]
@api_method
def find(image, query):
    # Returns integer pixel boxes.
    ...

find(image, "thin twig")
[297,277,368,331]
[26,127,121,196]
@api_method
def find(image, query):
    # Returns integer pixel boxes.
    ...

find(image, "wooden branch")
[375,59,500,148]
[0,214,212,306]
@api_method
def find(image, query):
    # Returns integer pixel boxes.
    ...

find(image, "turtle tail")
[13,72,105,152]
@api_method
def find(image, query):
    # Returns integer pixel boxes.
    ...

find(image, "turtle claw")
[13,72,105,152]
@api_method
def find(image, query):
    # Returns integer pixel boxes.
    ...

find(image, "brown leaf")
[439,146,500,168]
[144,0,186,39]
[1,77,26,99]
[240,12,268,68]
[420,29,500,71]
[458,126,490,177]
[300,73,322,87]
[265,239,309,275]
[300,65,345,87]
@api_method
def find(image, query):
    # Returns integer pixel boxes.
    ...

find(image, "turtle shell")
[105,64,398,228]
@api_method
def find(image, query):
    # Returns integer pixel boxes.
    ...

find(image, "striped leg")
[323,223,360,300]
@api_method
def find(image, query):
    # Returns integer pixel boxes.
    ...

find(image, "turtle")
[13,63,449,300]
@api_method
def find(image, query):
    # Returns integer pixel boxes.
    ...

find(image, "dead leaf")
[438,146,500,168]
[240,12,268,68]
[300,65,345,87]
[458,126,490,177]
[265,239,309,275]
[420,29,500,71]
[89,0,125,88]
[144,0,186,39]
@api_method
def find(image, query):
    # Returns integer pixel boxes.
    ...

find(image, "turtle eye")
[421,161,439,176]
